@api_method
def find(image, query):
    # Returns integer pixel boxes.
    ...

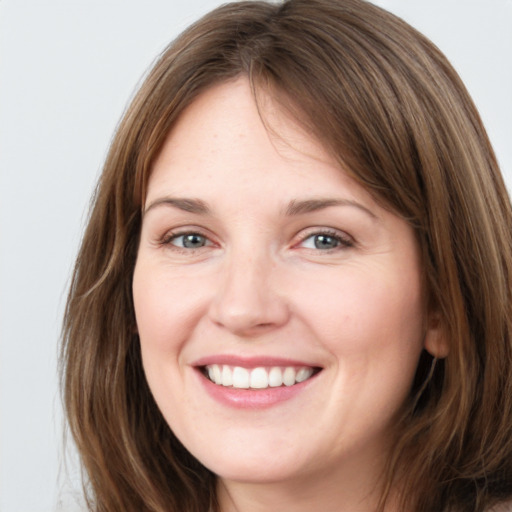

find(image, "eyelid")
[167,233,213,248]
[155,225,354,253]
[293,227,355,250]
[159,226,217,249]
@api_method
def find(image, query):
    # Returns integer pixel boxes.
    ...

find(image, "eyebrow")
[144,197,211,215]
[143,196,376,219]
[285,198,376,219]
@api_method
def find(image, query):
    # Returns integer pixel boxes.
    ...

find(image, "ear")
[423,311,449,358]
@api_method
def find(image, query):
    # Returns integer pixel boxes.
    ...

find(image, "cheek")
[311,266,425,420]
[132,262,205,418]
[294,264,425,359]
[132,261,208,355]
[133,278,174,355]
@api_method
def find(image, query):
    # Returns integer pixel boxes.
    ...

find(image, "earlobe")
[423,313,449,358]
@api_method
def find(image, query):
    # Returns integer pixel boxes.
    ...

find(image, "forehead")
[146,77,376,210]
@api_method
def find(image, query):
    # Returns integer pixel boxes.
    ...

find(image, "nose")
[208,250,290,337]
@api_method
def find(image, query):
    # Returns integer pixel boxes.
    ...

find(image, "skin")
[132,77,441,512]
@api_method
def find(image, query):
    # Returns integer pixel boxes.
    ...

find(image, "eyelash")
[296,229,354,252]
[159,228,354,253]
[160,230,213,252]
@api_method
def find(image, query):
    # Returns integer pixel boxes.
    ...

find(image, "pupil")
[183,234,205,248]
[314,234,338,249]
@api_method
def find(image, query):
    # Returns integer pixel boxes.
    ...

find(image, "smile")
[204,364,318,389]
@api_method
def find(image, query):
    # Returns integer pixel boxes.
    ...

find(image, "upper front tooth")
[206,364,315,388]
[232,367,250,389]
[268,367,283,387]
[283,367,296,386]
[222,365,233,386]
[250,367,268,389]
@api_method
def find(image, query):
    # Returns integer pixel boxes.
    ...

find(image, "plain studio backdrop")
[0,1,510,510]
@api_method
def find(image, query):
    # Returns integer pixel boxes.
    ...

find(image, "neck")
[216,454,398,512]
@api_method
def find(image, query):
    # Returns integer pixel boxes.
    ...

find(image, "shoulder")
[489,502,512,512]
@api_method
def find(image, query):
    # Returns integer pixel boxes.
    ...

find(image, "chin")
[208,459,306,485]
[181,434,311,484]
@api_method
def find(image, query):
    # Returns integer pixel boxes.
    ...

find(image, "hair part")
[61,1,512,510]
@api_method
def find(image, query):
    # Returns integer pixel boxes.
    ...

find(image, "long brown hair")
[61,1,512,510]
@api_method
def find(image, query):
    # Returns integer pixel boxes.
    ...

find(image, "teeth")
[283,367,296,386]
[212,364,222,385]
[250,367,268,389]
[296,367,311,383]
[205,364,315,389]
[221,365,233,387]
[232,367,250,389]
[268,367,283,387]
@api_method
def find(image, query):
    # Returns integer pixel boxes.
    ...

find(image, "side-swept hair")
[61,1,512,510]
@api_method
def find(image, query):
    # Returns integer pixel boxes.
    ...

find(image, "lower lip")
[196,369,319,409]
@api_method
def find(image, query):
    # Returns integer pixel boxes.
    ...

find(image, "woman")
[61,0,512,510]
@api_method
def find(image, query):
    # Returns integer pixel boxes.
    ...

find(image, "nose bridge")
[209,240,289,335]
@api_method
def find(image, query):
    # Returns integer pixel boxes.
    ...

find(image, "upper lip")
[192,354,322,369]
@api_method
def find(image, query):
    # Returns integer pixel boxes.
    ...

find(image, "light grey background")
[0,1,510,511]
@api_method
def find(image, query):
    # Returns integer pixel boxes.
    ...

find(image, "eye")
[165,232,211,249]
[299,231,353,251]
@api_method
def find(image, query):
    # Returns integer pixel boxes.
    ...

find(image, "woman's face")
[133,77,434,486]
